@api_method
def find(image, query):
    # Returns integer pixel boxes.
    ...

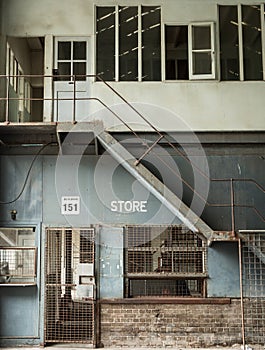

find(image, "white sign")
[61,196,80,215]
[110,200,147,213]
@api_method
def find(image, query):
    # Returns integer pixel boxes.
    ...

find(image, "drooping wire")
[0,142,56,205]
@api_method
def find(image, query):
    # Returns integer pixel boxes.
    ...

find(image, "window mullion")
[138,5,142,82]
[71,41,74,78]
[238,4,244,81]
[161,22,166,81]
[261,4,265,81]
[115,5,119,81]
[188,23,193,80]
[210,22,216,79]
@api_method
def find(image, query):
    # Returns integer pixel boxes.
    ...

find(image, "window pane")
[0,228,36,284]
[192,26,211,50]
[73,62,86,80]
[58,62,71,80]
[219,6,240,80]
[193,52,211,75]
[142,6,161,81]
[58,41,71,60]
[73,41,86,60]
[165,25,188,80]
[119,6,138,81]
[96,7,115,81]
[242,5,263,80]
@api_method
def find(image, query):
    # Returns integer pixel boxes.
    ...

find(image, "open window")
[188,22,215,80]
[165,22,215,80]
[124,225,207,298]
[0,227,37,285]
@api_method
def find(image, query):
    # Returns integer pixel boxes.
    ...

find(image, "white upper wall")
[2,0,263,36]
[1,0,265,131]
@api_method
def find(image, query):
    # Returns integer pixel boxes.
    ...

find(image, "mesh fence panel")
[242,233,265,347]
[45,228,95,344]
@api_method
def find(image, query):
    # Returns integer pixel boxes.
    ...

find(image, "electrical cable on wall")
[0,142,56,205]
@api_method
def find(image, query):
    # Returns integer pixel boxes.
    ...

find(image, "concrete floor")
[0,346,245,350]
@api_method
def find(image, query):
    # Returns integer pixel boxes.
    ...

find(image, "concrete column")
[0,34,7,122]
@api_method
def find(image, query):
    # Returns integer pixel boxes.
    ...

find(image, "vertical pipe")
[138,5,142,82]
[115,5,119,82]
[261,4,265,81]
[230,178,235,236]
[238,238,246,349]
[238,4,244,81]
[73,75,76,123]
[5,75,9,122]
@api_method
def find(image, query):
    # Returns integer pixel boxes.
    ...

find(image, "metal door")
[241,232,265,347]
[53,37,91,122]
[44,228,95,345]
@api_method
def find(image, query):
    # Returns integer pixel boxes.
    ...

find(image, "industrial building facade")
[0,0,265,348]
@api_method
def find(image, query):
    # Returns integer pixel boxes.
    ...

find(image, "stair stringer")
[96,130,215,244]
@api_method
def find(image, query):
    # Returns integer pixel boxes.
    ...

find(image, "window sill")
[0,280,37,287]
[99,297,231,305]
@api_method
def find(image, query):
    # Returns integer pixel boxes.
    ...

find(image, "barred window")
[124,225,207,297]
[0,227,36,284]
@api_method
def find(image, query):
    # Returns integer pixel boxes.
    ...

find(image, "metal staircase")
[96,128,215,242]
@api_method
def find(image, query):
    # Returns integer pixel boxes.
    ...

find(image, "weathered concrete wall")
[1,0,265,130]
[100,299,242,348]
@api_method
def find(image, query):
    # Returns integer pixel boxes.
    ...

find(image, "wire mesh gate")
[45,228,95,345]
[241,232,265,348]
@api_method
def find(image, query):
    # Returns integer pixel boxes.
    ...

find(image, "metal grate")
[0,247,37,283]
[45,228,95,344]
[129,278,204,297]
[241,233,265,347]
[125,225,207,297]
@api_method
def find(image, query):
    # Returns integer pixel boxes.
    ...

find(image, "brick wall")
[100,299,242,348]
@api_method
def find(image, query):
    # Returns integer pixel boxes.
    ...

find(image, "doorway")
[53,37,91,122]
[44,228,95,345]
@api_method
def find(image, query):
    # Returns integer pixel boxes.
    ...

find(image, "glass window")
[56,40,87,81]
[189,23,215,79]
[73,41,86,60]
[219,4,264,81]
[58,41,71,60]
[119,6,138,81]
[73,62,86,80]
[219,6,240,80]
[0,227,37,284]
[165,25,188,80]
[192,26,211,50]
[192,52,212,75]
[58,62,71,80]
[242,5,263,80]
[96,6,161,81]
[96,7,115,81]
[125,226,207,298]
[142,6,161,81]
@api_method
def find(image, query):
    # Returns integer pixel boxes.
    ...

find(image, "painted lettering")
[110,201,118,212]
[110,200,148,213]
